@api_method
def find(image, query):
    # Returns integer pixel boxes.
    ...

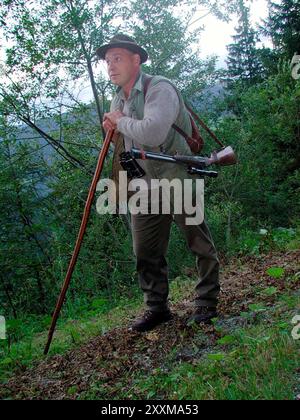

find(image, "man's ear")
[134,53,141,65]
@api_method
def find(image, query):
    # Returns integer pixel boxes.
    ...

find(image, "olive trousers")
[131,212,220,313]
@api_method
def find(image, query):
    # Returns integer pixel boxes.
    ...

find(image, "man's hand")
[103,110,125,132]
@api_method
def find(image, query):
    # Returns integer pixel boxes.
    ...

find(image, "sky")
[193,0,271,67]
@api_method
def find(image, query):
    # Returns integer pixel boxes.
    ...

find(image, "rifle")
[128,146,237,178]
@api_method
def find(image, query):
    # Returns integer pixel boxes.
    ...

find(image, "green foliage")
[248,303,267,312]
[203,64,300,257]
[207,353,226,361]
[127,0,217,95]
[266,267,285,279]
[226,0,264,84]
[261,0,300,58]
[217,335,236,345]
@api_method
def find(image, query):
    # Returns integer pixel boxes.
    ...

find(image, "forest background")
[0,0,299,372]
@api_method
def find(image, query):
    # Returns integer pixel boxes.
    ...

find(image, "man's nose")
[108,62,115,72]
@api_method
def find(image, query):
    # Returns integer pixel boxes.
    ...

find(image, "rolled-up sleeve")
[117,82,180,147]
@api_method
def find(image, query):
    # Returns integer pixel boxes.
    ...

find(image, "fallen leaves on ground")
[1,249,299,400]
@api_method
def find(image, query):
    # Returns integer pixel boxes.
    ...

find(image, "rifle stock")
[173,146,237,168]
[206,146,237,167]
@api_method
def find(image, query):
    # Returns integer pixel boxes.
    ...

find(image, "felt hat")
[96,34,148,63]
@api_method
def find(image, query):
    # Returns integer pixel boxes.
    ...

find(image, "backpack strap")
[143,75,202,151]
[143,74,224,152]
[185,103,224,149]
[143,74,153,98]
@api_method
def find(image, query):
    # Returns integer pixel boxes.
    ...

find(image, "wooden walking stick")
[44,129,115,355]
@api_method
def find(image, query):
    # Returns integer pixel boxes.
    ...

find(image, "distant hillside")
[13,104,100,164]
[193,82,227,114]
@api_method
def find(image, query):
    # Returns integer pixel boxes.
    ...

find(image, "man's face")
[105,48,140,87]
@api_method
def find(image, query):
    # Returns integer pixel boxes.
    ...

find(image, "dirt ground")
[1,249,299,400]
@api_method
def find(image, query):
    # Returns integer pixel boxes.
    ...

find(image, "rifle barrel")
[131,148,178,164]
[131,148,207,168]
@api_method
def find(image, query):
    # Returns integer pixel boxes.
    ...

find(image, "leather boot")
[130,309,173,332]
[188,306,218,325]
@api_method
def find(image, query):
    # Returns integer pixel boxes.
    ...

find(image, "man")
[96,34,220,332]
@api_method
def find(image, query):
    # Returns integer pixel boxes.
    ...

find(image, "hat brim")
[96,42,148,64]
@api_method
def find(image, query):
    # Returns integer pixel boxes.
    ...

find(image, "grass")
[120,329,298,400]
[1,289,299,400]
[0,276,193,384]
[91,293,299,400]
[0,293,141,383]
[0,226,299,399]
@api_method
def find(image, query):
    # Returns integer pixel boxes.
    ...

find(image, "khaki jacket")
[111,72,195,184]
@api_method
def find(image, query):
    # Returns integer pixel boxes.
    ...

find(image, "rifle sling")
[185,103,224,149]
